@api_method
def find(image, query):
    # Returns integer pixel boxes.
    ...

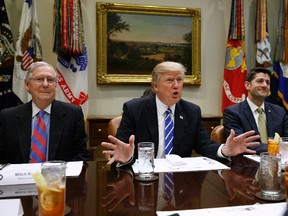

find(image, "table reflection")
[102,168,135,212]
[222,156,261,206]
[0,156,276,216]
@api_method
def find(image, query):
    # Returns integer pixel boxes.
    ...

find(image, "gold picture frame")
[96,2,201,85]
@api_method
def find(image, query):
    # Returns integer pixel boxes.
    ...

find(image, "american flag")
[13,0,42,103]
[21,48,34,70]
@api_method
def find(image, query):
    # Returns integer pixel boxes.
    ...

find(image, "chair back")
[108,116,122,136]
[210,125,226,144]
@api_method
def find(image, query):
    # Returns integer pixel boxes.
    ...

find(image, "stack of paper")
[132,155,230,173]
[0,161,83,185]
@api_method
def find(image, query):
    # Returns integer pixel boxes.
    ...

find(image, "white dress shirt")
[246,98,266,130]
[155,96,175,159]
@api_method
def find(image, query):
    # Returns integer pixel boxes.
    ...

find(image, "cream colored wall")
[5,0,280,117]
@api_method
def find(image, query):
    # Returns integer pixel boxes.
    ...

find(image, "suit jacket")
[223,100,288,154]
[0,100,90,163]
[116,94,220,160]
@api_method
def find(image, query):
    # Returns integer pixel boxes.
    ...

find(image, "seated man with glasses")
[0,61,90,163]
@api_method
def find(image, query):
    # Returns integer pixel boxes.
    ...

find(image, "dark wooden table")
[0,156,280,216]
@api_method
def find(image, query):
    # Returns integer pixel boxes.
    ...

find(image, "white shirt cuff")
[116,156,134,168]
[217,144,231,161]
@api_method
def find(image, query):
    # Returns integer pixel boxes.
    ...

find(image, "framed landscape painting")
[96,2,201,85]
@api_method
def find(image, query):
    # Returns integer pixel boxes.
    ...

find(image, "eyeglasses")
[29,77,57,84]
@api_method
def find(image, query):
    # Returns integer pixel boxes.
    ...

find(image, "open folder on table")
[157,202,287,216]
[132,155,230,173]
[0,161,83,185]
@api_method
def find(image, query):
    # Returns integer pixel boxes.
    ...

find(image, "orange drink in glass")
[38,185,65,215]
[37,161,67,216]
[268,137,279,155]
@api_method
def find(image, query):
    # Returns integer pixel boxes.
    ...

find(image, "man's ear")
[152,83,158,92]
[25,81,30,92]
[244,81,249,90]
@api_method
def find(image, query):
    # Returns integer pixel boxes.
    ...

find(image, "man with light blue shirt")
[0,61,90,163]
[223,67,288,154]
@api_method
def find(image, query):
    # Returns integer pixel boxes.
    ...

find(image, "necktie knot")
[38,110,46,118]
[165,108,172,116]
[257,107,263,114]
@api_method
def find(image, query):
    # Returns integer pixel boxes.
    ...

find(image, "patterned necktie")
[165,108,174,154]
[164,108,174,201]
[257,107,268,143]
[30,110,47,163]
[164,172,174,201]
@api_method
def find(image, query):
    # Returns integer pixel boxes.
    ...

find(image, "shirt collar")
[32,102,52,117]
[155,95,176,116]
[246,98,265,113]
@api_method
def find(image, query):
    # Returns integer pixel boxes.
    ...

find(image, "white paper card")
[0,199,24,216]
[0,161,83,185]
[0,184,37,198]
[244,154,260,163]
[132,157,230,173]
[157,202,287,216]
[165,154,187,166]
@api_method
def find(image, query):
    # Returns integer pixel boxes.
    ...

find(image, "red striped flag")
[54,0,88,117]
[22,49,34,70]
[222,0,247,112]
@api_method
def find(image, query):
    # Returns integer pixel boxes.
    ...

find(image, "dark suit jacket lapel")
[174,102,186,147]
[264,103,274,136]
[16,102,33,161]
[145,96,159,154]
[49,101,66,160]
[242,100,259,133]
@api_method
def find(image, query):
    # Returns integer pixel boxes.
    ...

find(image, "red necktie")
[30,110,47,163]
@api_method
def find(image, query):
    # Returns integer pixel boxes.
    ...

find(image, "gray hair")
[25,61,57,81]
[151,61,186,84]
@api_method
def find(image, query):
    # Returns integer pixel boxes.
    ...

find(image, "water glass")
[259,152,281,198]
[284,161,288,204]
[280,137,288,166]
[136,142,157,181]
[38,161,66,216]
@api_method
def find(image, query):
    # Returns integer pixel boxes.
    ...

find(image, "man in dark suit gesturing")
[101,61,260,165]
[0,61,90,163]
[223,67,288,154]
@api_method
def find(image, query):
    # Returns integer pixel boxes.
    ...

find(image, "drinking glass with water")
[135,142,158,181]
